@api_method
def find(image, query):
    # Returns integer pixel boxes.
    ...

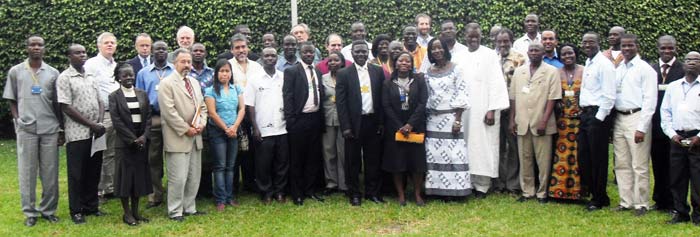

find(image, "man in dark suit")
[127,33,153,75]
[650,35,685,212]
[282,42,325,206]
[336,40,385,206]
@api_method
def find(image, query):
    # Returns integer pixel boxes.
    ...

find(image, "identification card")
[564,90,575,97]
[360,85,370,93]
[679,102,689,112]
[331,95,336,103]
[31,85,42,94]
[521,86,530,94]
[155,85,159,91]
[658,84,668,91]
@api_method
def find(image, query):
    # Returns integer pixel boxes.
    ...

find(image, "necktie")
[308,65,318,106]
[661,64,670,84]
[184,77,194,99]
[142,57,148,67]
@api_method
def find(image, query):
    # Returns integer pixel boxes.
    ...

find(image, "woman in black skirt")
[108,62,152,226]
[381,51,428,206]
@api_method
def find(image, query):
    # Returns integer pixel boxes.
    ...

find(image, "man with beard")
[415,13,433,48]
[316,33,353,75]
[168,26,195,63]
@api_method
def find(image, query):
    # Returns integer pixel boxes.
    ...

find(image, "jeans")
[209,125,239,204]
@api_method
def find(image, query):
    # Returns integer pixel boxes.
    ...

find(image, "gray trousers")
[322,125,346,190]
[166,142,202,218]
[16,130,59,217]
[148,121,165,203]
[98,112,115,195]
[494,109,520,191]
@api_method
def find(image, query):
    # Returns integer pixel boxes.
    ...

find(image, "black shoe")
[350,197,361,206]
[667,212,690,224]
[366,196,386,204]
[84,210,106,216]
[293,198,304,206]
[635,207,648,216]
[611,205,631,212]
[586,204,602,212]
[122,215,138,226]
[650,204,670,212]
[416,200,426,207]
[307,194,325,202]
[169,216,184,222]
[41,215,59,223]
[24,217,37,227]
[537,198,548,204]
[275,194,286,203]
[516,196,531,202]
[134,215,149,223]
[474,191,487,199]
[399,200,407,207]
[183,211,206,216]
[322,188,337,196]
[71,214,86,224]
[146,201,162,209]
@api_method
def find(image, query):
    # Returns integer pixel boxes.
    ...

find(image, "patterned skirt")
[425,112,472,196]
[548,117,582,200]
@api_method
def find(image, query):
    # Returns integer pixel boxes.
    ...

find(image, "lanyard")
[25,62,40,85]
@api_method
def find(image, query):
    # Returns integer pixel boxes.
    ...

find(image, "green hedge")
[1,0,698,137]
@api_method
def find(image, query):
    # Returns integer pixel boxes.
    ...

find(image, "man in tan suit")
[157,48,208,222]
[509,42,562,203]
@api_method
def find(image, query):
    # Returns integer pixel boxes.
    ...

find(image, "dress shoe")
[134,215,149,223]
[516,196,531,202]
[275,194,286,203]
[216,203,225,212]
[42,215,60,223]
[263,197,273,205]
[649,204,670,212]
[169,216,185,222]
[123,215,138,226]
[308,194,325,202]
[611,205,631,212]
[229,200,240,207]
[71,214,86,224]
[416,200,426,207]
[537,198,548,204]
[146,201,162,209]
[24,217,37,227]
[366,196,386,204]
[634,207,648,216]
[667,212,690,224]
[586,204,602,212]
[183,211,206,216]
[322,188,337,196]
[293,198,304,206]
[350,197,361,206]
[474,191,487,199]
[84,210,106,216]
[399,200,407,207]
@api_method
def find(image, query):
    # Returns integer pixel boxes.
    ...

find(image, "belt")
[615,108,641,115]
[675,130,699,138]
[580,106,599,112]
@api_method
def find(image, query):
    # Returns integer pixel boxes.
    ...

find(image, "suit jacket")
[336,63,385,137]
[108,88,152,148]
[382,75,428,133]
[127,55,153,75]
[651,59,685,140]
[157,72,208,153]
[282,63,325,132]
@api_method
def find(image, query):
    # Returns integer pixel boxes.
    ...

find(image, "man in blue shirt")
[135,40,174,208]
[277,35,299,72]
[190,43,214,93]
[541,30,563,68]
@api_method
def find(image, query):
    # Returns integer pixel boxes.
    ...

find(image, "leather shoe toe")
[24,217,37,227]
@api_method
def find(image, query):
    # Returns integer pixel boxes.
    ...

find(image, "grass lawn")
[0,140,697,236]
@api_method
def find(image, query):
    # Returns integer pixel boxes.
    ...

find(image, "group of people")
[7,12,700,228]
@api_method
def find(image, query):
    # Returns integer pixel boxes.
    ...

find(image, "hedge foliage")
[1,0,698,137]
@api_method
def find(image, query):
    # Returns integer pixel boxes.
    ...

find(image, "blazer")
[282,63,325,132]
[651,59,685,139]
[382,75,428,133]
[157,72,208,153]
[108,88,152,148]
[336,63,385,137]
[127,55,153,75]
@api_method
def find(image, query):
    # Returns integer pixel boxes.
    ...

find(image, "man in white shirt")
[246,47,289,204]
[84,32,119,202]
[512,14,541,55]
[660,51,700,225]
[415,13,433,48]
[341,22,373,63]
[578,32,617,211]
[611,34,658,216]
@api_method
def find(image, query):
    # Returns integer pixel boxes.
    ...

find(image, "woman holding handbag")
[381,51,428,206]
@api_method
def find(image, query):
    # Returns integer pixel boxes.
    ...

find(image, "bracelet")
[453,120,462,125]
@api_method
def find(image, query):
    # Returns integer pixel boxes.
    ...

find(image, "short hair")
[135,33,151,40]
[328,51,346,65]
[542,30,557,40]
[263,32,276,38]
[583,31,600,42]
[441,19,455,28]
[230,33,248,46]
[525,13,539,22]
[657,35,677,47]
[371,34,392,58]
[113,61,133,82]
[299,41,315,50]
[351,40,369,52]
[192,42,206,49]
[427,37,451,63]
[620,33,640,45]
[172,48,191,60]
[25,35,43,46]
[66,43,84,55]
[326,33,342,45]
[97,32,116,45]
[415,13,431,24]
[262,47,277,55]
[177,26,194,37]
[233,24,250,34]
[496,28,515,42]
[291,23,311,34]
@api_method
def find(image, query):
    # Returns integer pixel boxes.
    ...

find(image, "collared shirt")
[417,34,433,48]
[614,55,658,132]
[341,41,374,63]
[580,52,617,121]
[84,53,119,109]
[661,77,700,138]
[408,44,428,71]
[139,55,151,67]
[301,61,320,113]
[509,63,562,135]
[356,63,374,114]
[189,65,214,93]
[513,32,541,55]
[3,60,61,134]
[499,50,527,94]
[229,58,265,90]
[245,69,287,137]
[543,51,564,69]
[56,66,101,142]
[135,63,175,114]
[295,48,322,65]
[276,54,299,72]
[204,84,243,126]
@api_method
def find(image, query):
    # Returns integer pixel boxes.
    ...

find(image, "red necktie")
[184,77,194,98]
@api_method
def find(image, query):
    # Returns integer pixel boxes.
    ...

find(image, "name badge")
[331,95,336,103]
[564,90,575,97]
[658,84,668,91]
[360,85,370,93]
[155,85,159,91]
[521,86,530,94]
[31,85,42,94]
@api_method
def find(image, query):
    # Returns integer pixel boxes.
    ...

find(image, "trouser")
[98,112,115,196]
[669,130,700,220]
[209,125,238,204]
[322,125,346,190]
[651,135,673,209]
[517,131,553,199]
[495,109,520,191]
[288,112,323,199]
[578,107,612,206]
[234,119,256,193]
[612,112,651,209]
[472,175,492,193]
[17,130,59,217]
[345,114,383,198]
[165,143,202,218]
[255,134,289,198]
[148,121,165,203]
[66,139,103,215]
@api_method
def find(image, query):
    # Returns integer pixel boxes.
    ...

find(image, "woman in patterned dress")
[423,38,472,201]
[548,44,584,200]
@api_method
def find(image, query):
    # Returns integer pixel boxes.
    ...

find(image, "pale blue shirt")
[661,77,700,138]
[614,55,658,132]
[417,35,433,48]
[580,52,616,121]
